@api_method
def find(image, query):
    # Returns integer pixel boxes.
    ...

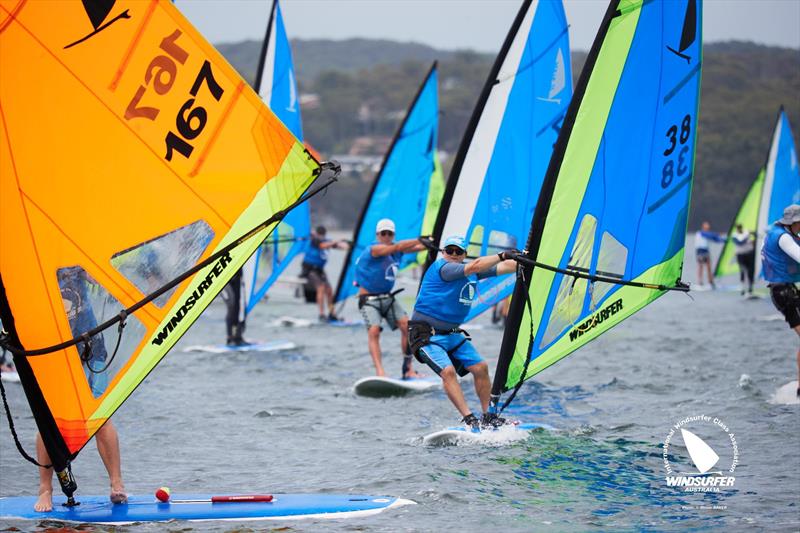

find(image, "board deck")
[423,422,554,446]
[353,376,440,397]
[182,340,297,354]
[770,380,799,405]
[0,493,414,524]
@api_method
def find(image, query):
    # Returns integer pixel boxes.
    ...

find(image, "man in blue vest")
[761,204,800,395]
[409,236,517,428]
[301,225,348,322]
[355,218,427,378]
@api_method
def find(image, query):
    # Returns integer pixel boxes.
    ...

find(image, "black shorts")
[301,263,328,289]
[696,250,710,264]
[769,283,800,329]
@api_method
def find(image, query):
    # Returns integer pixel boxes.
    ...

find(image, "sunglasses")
[379,230,395,237]
[444,246,465,256]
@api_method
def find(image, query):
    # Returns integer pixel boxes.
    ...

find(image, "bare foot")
[403,370,423,379]
[375,369,386,377]
[34,490,52,512]
[110,484,127,504]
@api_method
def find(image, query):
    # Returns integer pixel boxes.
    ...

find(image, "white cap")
[376,218,395,233]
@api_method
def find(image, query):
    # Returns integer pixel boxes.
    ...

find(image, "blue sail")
[493,0,703,395]
[244,0,309,314]
[431,0,572,323]
[755,108,800,278]
[334,64,441,304]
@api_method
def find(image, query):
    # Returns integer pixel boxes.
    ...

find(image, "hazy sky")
[178,0,800,53]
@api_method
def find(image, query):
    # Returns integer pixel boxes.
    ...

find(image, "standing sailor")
[301,225,348,322]
[409,236,517,428]
[222,270,247,346]
[695,221,725,288]
[761,204,800,396]
[732,223,756,296]
[355,219,427,378]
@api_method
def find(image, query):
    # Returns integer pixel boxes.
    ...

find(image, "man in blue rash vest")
[409,236,518,429]
[301,225,349,322]
[732,223,756,296]
[695,221,725,289]
[761,204,800,396]
[355,218,427,378]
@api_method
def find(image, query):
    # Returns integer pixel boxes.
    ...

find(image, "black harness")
[408,320,472,376]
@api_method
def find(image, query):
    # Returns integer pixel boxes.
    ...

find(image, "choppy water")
[1,247,798,532]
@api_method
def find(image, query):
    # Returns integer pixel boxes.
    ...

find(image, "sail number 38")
[123,29,225,162]
[661,114,691,188]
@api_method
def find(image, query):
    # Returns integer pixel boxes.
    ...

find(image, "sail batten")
[494,0,703,401]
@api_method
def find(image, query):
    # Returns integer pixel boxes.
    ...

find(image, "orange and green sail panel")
[0,0,319,476]
[493,0,702,404]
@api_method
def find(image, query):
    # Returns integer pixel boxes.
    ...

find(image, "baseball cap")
[442,235,467,251]
[376,218,395,233]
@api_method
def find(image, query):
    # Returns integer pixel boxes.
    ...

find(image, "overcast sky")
[178,0,800,53]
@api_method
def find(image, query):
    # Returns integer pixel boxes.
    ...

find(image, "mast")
[333,62,438,303]
[423,0,534,272]
[254,0,277,95]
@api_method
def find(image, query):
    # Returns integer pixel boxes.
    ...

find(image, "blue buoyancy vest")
[414,258,477,325]
[303,237,328,267]
[761,224,800,283]
[355,243,402,294]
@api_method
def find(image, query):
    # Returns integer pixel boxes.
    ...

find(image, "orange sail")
[0,0,319,473]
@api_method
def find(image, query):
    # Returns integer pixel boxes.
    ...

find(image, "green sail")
[714,168,764,278]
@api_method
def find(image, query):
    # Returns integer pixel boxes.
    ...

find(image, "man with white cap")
[355,218,427,378]
[409,236,517,428]
[761,203,800,395]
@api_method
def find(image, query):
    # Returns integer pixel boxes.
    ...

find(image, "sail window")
[110,221,214,307]
[468,225,484,258]
[57,266,146,399]
[591,231,628,308]
[275,223,295,263]
[487,230,518,254]
[540,214,596,347]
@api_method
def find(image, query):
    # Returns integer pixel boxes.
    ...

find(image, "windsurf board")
[0,493,414,524]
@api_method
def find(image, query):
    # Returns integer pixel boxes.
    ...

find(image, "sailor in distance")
[760,204,800,396]
[409,236,517,428]
[355,218,427,378]
[301,225,349,322]
[695,221,725,289]
[731,223,756,296]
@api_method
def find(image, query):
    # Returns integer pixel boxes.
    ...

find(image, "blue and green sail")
[244,0,309,314]
[429,0,572,323]
[716,108,800,279]
[493,0,702,402]
[334,63,442,304]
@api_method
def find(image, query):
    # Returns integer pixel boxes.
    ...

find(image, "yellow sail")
[0,0,319,469]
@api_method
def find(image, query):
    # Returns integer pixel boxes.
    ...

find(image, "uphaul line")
[151,251,232,346]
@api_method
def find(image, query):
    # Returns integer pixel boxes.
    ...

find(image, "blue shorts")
[417,333,484,377]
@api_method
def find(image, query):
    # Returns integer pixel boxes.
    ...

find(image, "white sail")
[681,429,719,474]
